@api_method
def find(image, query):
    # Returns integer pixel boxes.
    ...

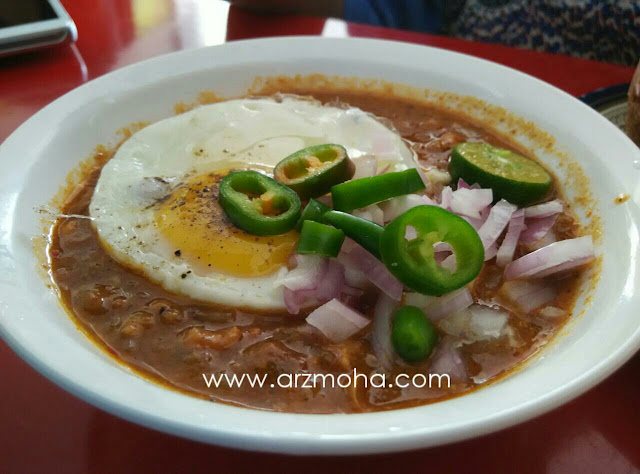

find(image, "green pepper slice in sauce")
[331,168,425,213]
[218,170,301,236]
[274,144,355,200]
[380,205,484,295]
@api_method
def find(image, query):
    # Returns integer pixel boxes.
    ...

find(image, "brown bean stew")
[49,91,588,413]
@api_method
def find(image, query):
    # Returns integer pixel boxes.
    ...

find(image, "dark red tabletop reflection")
[0,1,638,472]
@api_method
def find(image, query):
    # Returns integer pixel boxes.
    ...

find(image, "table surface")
[1,1,638,472]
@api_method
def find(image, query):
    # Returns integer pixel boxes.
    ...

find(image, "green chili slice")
[296,221,345,258]
[218,170,301,236]
[392,306,438,362]
[322,210,383,259]
[274,144,355,199]
[380,205,484,295]
[295,198,331,232]
[331,168,426,212]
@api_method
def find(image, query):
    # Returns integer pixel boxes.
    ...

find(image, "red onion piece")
[440,186,453,209]
[496,209,525,267]
[352,155,378,179]
[426,287,474,321]
[276,254,327,291]
[440,253,457,273]
[280,256,345,314]
[504,236,595,280]
[413,163,431,188]
[457,178,481,190]
[338,243,404,301]
[449,188,493,219]
[499,279,556,312]
[484,243,499,261]
[478,199,517,255]
[520,214,558,244]
[468,304,509,339]
[429,341,467,382]
[312,259,345,301]
[523,199,563,218]
[353,204,384,226]
[306,298,370,343]
[371,293,400,370]
[380,194,436,223]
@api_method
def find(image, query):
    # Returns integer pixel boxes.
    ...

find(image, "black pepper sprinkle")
[174,249,181,257]
[181,273,187,279]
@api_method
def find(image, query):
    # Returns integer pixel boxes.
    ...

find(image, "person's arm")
[228,0,344,18]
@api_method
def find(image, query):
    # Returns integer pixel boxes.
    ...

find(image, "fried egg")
[90,97,416,310]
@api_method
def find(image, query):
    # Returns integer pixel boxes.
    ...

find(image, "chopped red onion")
[371,293,399,370]
[426,287,474,321]
[413,163,431,188]
[449,188,493,219]
[520,214,558,244]
[504,236,595,280]
[457,178,481,190]
[338,243,404,300]
[405,225,418,240]
[440,253,457,273]
[353,204,384,226]
[351,155,378,179]
[468,304,509,339]
[312,259,345,301]
[306,298,370,343]
[380,194,436,222]
[280,256,345,314]
[478,199,517,255]
[523,199,563,218]
[276,254,327,291]
[496,209,525,267]
[440,186,453,209]
[484,243,499,261]
[429,341,467,382]
[499,279,556,312]
[343,260,369,290]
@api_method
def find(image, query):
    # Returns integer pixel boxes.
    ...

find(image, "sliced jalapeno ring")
[380,205,484,295]
[297,220,345,258]
[331,168,426,213]
[295,198,331,231]
[218,170,301,236]
[274,144,355,199]
[322,210,384,259]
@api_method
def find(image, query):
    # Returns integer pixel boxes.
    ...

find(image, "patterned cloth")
[343,0,640,65]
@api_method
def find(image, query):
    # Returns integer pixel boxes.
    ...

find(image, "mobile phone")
[0,0,77,57]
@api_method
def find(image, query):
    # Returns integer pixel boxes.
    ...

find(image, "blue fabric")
[343,0,445,33]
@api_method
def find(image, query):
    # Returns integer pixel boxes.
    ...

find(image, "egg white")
[90,97,416,310]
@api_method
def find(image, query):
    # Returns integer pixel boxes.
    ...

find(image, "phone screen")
[0,0,58,28]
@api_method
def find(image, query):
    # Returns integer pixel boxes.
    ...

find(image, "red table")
[1,1,638,472]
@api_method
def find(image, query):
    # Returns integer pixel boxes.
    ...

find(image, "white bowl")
[1,37,639,455]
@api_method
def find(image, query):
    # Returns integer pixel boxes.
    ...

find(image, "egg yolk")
[155,171,298,278]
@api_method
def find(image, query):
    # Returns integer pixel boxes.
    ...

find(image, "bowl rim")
[1,36,639,455]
